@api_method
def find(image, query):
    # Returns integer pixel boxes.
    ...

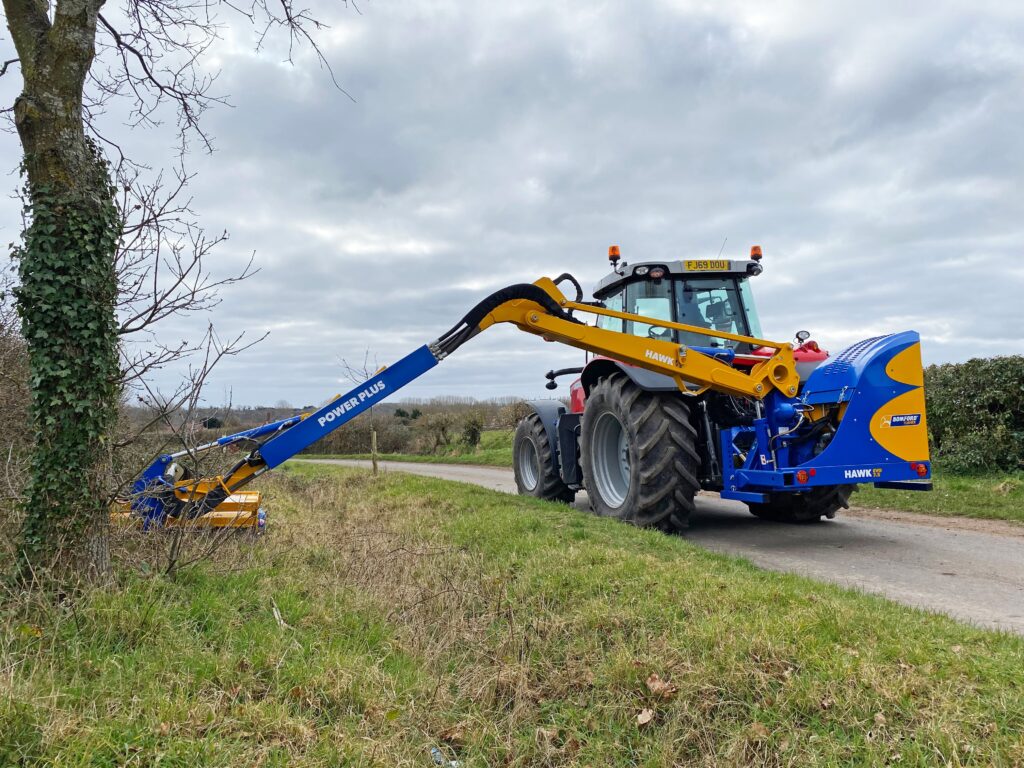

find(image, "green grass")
[323,430,1024,525]
[854,470,1024,523]
[3,464,1023,766]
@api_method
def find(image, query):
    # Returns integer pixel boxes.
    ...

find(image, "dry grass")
[2,463,1023,766]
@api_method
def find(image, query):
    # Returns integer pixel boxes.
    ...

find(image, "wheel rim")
[517,437,540,491]
[591,411,630,508]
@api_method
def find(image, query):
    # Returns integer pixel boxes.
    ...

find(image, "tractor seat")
[704,300,734,331]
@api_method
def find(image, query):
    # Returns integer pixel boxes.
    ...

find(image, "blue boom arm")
[259,345,438,467]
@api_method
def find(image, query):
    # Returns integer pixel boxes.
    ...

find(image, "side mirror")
[795,330,811,343]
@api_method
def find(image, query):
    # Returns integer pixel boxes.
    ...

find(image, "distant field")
[5,465,1022,765]
[317,428,514,468]
[332,431,1024,524]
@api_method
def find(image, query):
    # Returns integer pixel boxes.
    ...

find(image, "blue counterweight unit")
[720,331,931,502]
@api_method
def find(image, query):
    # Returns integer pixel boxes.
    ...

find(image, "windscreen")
[676,278,757,349]
[596,276,761,351]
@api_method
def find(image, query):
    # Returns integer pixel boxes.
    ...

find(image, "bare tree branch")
[113,167,258,345]
[96,11,223,149]
[88,0,356,152]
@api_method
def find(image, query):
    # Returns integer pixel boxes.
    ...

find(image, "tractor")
[117,247,930,532]
[511,246,929,528]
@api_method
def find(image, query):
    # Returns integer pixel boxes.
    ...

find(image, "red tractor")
[512,247,848,530]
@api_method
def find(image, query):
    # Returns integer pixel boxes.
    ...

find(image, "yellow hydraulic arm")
[476,277,800,400]
[121,274,801,530]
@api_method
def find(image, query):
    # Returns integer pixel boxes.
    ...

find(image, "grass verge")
[853,470,1024,523]
[4,464,1022,766]
[323,430,1024,525]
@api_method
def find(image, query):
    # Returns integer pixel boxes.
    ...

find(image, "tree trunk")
[5,0,120,582]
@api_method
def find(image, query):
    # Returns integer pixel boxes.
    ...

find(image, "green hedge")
[925,356,1024,473]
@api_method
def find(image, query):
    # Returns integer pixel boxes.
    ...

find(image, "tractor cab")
[592,248,766,354]
[560,246,829,412]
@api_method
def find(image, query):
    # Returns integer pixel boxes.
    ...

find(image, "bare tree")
[2,0,352,581]
[114,325,263,578]
[340,348,380,474]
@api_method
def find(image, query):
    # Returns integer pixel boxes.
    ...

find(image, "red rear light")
[911,462,928,477]
[796,470,809,484]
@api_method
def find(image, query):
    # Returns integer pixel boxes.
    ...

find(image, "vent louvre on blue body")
[815,334,892,378]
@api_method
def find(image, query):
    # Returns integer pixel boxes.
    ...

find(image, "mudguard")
[579,358,679,394]
[524,399,568,475]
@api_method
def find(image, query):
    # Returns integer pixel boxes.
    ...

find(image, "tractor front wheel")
[747,485,855,523]
[580,374,699,531]
[513,413,575,503]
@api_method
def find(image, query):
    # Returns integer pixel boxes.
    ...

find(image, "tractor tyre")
[513,413,576,503]
[580,374,699,531]
[747,485,855,523]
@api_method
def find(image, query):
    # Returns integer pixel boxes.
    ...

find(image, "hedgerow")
[925,356,1024,472]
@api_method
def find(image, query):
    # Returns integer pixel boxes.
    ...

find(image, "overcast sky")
[3,1,1023,406]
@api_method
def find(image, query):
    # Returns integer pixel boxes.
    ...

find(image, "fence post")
[371,429,378,476]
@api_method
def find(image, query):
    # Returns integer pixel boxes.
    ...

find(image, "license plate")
[684,259,730,271]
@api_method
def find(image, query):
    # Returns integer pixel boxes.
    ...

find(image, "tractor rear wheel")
[580,374,699,531]
[747,485,855,523]
[513,413,576,503]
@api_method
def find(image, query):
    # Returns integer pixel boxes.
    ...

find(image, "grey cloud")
[2,1,1023,405]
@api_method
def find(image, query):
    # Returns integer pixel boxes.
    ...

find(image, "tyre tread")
[514,413,575,503]
[748,484,855,523]
[581,374,700,531]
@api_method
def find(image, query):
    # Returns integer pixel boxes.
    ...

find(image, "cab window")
[738,278,763,338]
[598,290,624,333]
[626,280,672,338]
[597,276,760,351]
[676,278,751,349]
[596,280,672,339]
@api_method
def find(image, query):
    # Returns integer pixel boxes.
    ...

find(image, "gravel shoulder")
[844,504,1024,538]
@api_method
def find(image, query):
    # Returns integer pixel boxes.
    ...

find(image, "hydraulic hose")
[433,281,583,358]
[552,273,583,303]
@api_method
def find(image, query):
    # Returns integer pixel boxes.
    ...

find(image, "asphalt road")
[295,458,1024,635]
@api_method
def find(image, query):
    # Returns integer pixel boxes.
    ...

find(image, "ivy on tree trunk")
[5,0,122,580]
[14,176,120,580]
